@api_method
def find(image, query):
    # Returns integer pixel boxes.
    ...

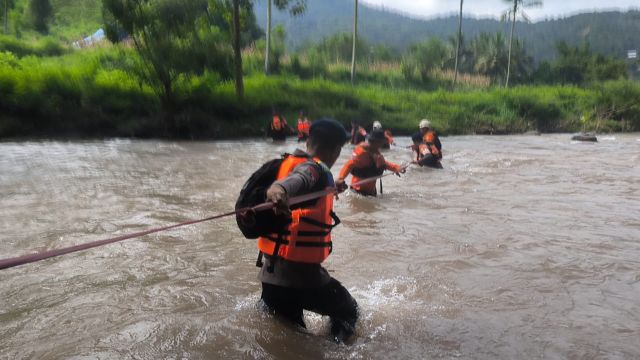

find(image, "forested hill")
[254,0,640,62]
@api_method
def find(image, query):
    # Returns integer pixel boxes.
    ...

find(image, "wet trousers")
[261,278,359,340]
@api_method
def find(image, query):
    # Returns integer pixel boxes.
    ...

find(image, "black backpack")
[235,155,293,239]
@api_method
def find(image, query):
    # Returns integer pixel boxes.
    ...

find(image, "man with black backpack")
[239,118,357,343]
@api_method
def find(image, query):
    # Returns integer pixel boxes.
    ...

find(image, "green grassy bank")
[1,48,639,139]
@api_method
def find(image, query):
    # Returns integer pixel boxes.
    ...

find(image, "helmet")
[372,121,382,130]
[419,119,431,129]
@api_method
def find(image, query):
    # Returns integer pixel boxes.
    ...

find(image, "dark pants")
[418,154,443,169]
[261,278,359,341]
[271,131,287,141]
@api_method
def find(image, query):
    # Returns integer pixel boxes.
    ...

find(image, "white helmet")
[372,121,382,130]
[419,119,431,129]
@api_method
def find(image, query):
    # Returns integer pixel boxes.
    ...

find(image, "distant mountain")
[254,0,640,62]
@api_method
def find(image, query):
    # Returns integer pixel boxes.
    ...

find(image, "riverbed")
[1,134,639,359]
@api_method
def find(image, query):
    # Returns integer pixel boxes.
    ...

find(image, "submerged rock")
[571,133,598,142]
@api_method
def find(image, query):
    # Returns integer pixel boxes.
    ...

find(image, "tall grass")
[1,46,639,138]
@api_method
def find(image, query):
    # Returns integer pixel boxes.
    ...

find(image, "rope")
[0,188,336,271]
[0,164,411,271]
[350,163,411,188]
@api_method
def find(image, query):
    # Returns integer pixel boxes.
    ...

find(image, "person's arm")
[338,160,355,181]
[274,162,322,197]
[384,160,403,173]
[266,162,323,214]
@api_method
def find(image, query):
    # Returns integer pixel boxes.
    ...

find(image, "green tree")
[2,0,15,34]
[402,37,451,84]
[470,32,509,83]
[208,0,263,100]
[304,33,368,64]
[28,0,52,34]
[470,32,531,85]
[551,41,627,85]
[502,0,542,88]
[265,0,305,74]
[102,0,229,129]
[269,24,286,72]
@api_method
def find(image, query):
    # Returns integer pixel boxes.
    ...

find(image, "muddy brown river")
[1,134,639,359]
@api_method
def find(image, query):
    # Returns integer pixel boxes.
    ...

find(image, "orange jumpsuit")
[339,144,402,196]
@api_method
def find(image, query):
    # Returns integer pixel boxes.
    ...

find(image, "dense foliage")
[0,0,638,139]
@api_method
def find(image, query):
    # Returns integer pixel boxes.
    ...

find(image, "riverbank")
[1,50,639,139]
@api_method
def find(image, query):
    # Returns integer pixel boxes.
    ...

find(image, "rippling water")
[1,134,639,359]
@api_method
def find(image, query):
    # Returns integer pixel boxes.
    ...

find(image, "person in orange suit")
[337,129,404,196]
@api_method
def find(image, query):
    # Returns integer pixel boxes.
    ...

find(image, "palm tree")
[472,32,509,83]
[350,0,358,85]
[452,0,464,88]
[503,0,542,88]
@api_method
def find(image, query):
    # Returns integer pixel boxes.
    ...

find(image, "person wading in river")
[268,110,291,142]
[337,129,404,196]
[296,111,311,142]
[372,121,394,149]
[412,119,443,168]
[350,121,367,145]
[258,119,358,343]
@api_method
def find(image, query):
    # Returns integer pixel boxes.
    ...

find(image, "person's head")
[307,118,349,167]
[419,119,431,135]
[372,121,382,130]
[367,129,387,150]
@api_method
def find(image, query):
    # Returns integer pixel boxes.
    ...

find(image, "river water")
[1,134,639,359]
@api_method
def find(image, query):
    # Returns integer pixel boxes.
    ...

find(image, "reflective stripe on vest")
[257,155,337,264]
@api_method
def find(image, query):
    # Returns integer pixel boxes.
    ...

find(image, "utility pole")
[350,0,358,85]
[265,0,272,74]
[506,0,517,88]
[452,0,464,89]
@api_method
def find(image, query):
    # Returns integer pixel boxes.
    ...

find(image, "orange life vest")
[423,131,441,159]
[302,120,311,135]
[350,145,385,179]
[272,116,283,131]
[297,119,311,137]
[257,155,338,264]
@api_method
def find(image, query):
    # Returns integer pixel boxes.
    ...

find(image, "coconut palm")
[502,0,542,88]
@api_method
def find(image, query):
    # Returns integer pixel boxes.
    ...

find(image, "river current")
[1,134,639,359]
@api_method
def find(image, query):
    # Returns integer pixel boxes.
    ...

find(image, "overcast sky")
[361,0,639,21]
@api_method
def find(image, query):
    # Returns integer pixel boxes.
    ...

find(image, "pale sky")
[361,0,639,21]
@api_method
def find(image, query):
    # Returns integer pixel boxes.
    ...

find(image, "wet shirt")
[339,144,402,195]
[258,149,333,288]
